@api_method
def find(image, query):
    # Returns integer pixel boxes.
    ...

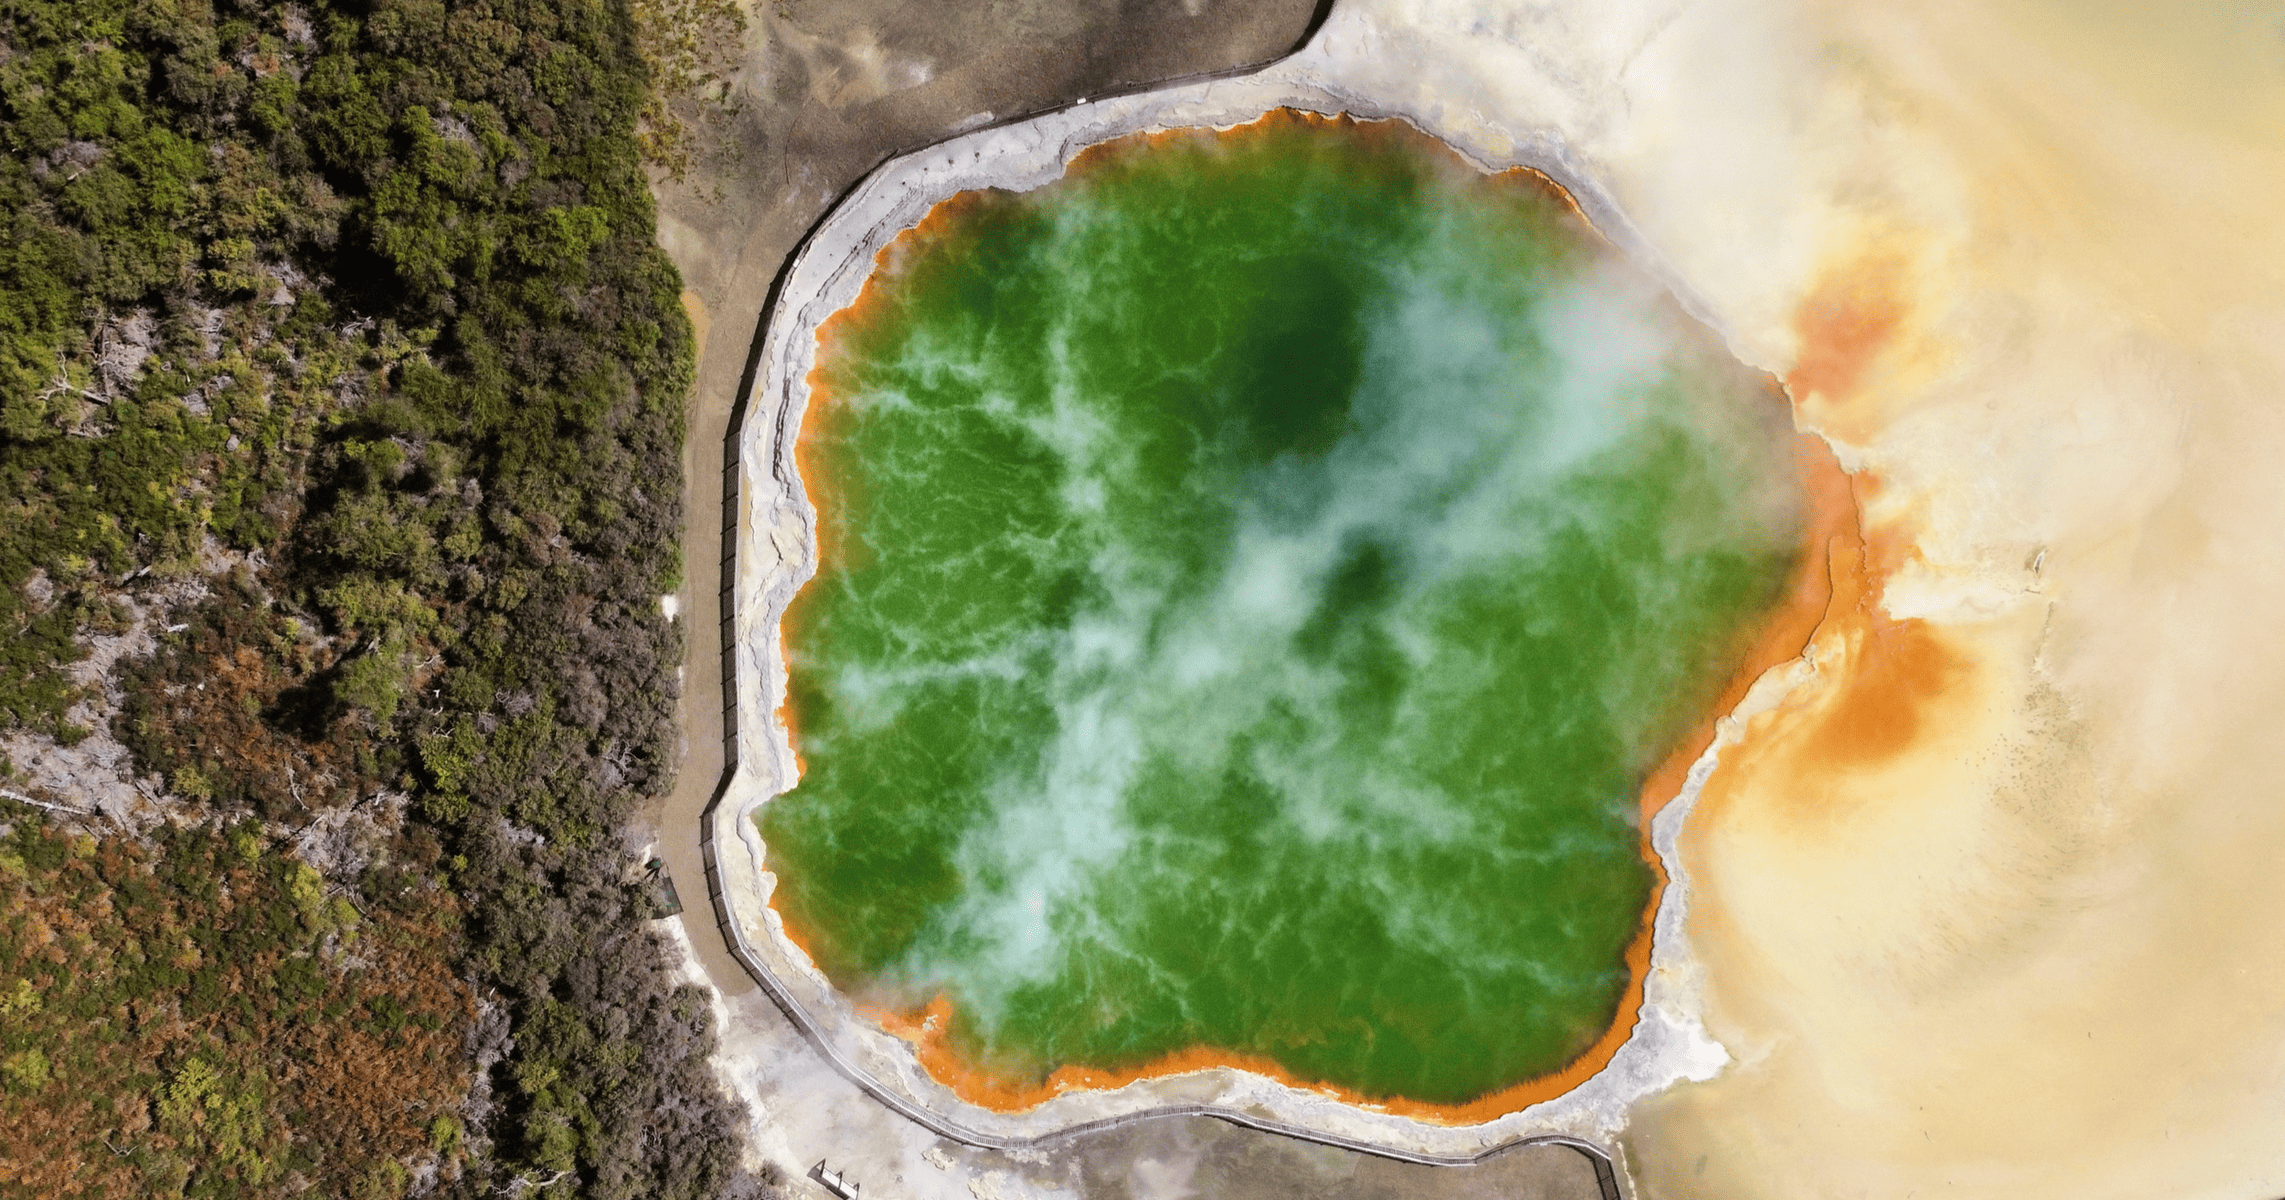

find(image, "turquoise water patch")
[763,116,1802,1105]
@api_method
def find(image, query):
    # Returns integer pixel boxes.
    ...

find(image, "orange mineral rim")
[762,108,1868,1123]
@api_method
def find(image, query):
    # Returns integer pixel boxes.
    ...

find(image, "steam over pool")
[764,114,1803,1106]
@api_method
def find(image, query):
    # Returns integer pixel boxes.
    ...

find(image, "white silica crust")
[710,25,1786,1166]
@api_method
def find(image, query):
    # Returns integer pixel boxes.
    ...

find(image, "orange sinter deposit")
[766,107,1860,1121]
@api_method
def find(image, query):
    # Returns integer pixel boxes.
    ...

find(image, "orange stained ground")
[762,110,1874,1122]
[1684,253,1961,836]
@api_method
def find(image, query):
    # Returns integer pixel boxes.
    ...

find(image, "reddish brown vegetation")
[118,586,377,820]
[0,815,471,1198]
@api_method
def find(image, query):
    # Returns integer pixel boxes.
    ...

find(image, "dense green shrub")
[0,0,757,1194]
[0,806,473,1197]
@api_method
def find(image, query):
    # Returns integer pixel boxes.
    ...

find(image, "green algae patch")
[763,114,1803,1107]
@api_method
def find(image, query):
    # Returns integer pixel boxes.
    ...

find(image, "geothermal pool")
[762,113,1803,1107]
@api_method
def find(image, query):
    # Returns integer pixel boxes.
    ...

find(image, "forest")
[0,0,760,1194]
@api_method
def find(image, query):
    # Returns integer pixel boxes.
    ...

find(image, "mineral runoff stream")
[761,110,1831,1118]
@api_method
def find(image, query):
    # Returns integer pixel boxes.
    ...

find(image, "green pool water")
[762,116,1802,1106]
